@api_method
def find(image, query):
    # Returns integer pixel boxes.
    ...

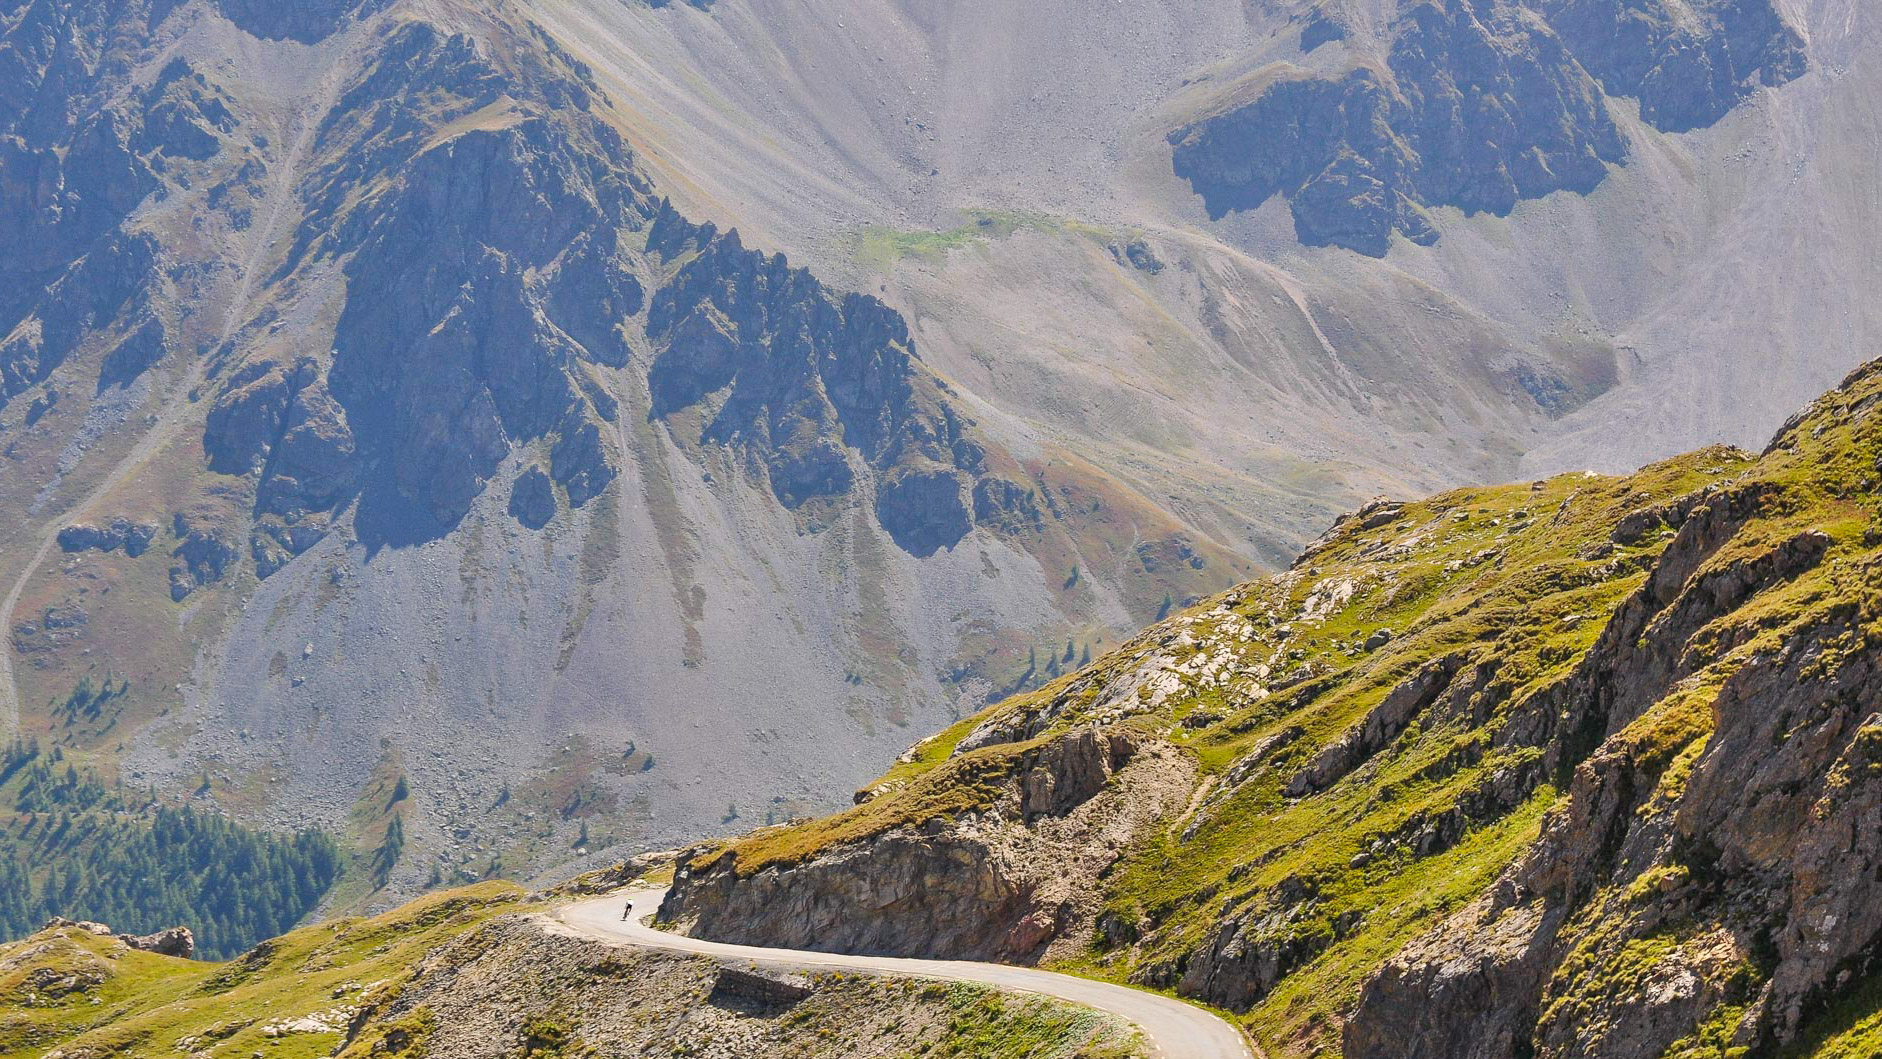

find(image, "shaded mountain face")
[0,0,1239,912]
[1169,0,1806,255]
[661,359,1882,1059]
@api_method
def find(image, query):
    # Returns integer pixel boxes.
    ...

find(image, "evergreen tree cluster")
[0,739,342,959]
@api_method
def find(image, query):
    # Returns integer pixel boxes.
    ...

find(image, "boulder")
[118,926,195,959]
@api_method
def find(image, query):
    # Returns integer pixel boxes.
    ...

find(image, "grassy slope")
[699,444,1738,1047]
[1,883,523,1059]
[694,362,1882,1056]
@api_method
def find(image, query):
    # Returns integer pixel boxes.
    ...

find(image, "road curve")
[551,889,1257,1059]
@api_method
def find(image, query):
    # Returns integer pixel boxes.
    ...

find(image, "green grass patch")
[853,209,1113,271]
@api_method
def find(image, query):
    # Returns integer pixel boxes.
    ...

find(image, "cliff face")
[662,360,1882,1058]
[1170,0,1806,255]
[663,727,1195,963]
[1346,372,1882,1059]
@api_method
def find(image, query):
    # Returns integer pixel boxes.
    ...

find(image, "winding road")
[552,889,1257,1059]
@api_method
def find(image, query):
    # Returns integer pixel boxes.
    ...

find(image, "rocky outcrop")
[970,476,1044,534]
[170,512,241,601]
[662,728,1192,963]
[180,21,646,555]
[325,106,641,541]
[508,466,557,529]
[645,205,1049,557]
[1172,0,1804,254]
[708,965,814,1007]
[213,0,384,44]
[0,232,160,405]
[1283,653,1464,797]
[39,917,195,958]
[875,467,973,557]
[118,926,195,959]
[1542,0,1807,133]
[0,39,242,409]
[57,518,158,557]
[1107,238,1165,274]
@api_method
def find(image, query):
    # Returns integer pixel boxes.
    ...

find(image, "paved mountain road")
[552,889,1258,1059]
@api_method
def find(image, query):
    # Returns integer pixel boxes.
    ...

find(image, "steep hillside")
[0,882,1148,1059]
[661,360,1882,1058]
[532,0,1877,515]
[0,0,1244,921]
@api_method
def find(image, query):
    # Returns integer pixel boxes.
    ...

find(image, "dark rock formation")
[96,318,168,389]
[213,0,383,44]
[550,410,614,509]
[1135,535,1207,573]
[163,16,1063,572]
[0,33,242,409]
[971,477,1044,534]
[875,468,973,557]
[183,23,646,553]
[1300,10,1348,52]
[1108,238,1165,274]
[250,519,330,579]
[326,106,643,542]
[646,214,999,555]
[1,233,159,405]
[57,518,158,557]
[1542,0,1808,133]
[508,466,557,530]
[1172,0,1805,254]
[170,512,240,601]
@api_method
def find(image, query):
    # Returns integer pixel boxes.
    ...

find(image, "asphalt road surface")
[553,888,1257,1059]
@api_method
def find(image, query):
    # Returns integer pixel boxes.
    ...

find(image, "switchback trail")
[552,889,1258,1059]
